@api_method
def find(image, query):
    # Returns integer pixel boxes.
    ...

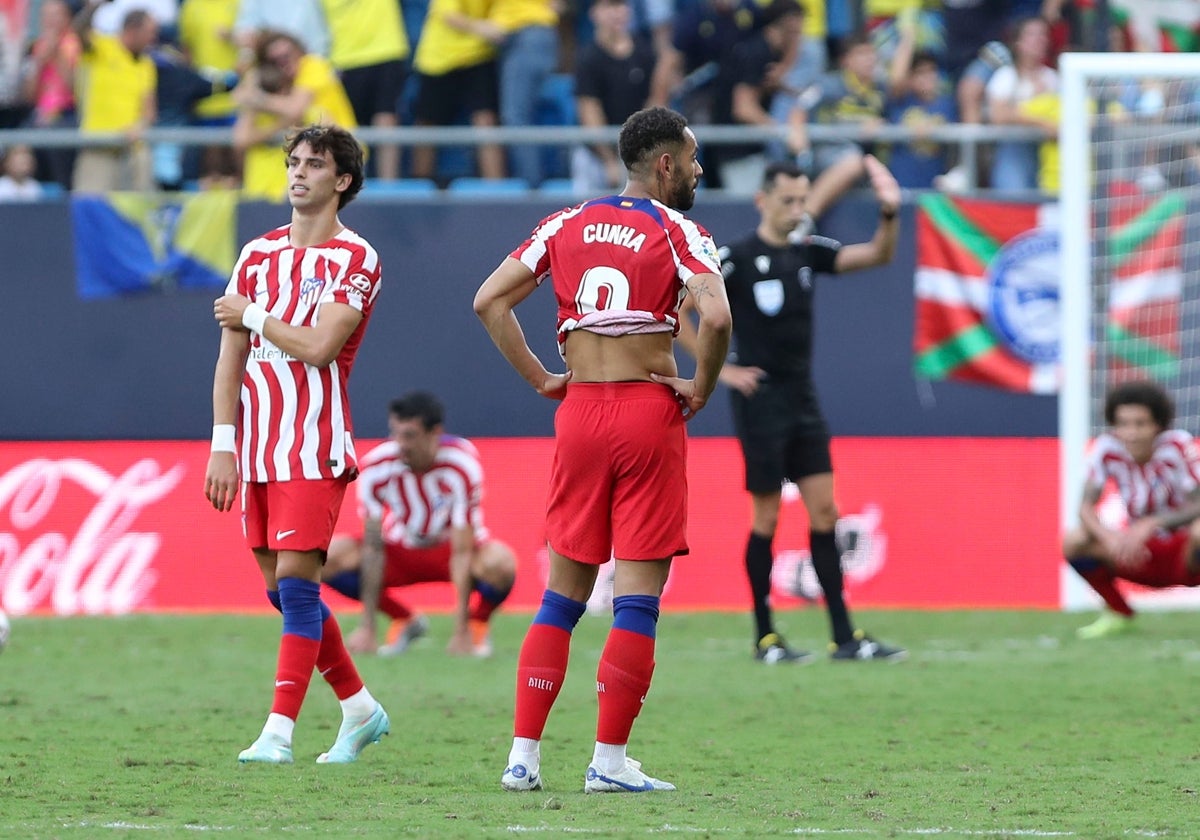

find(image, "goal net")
[1060,52,1200,610]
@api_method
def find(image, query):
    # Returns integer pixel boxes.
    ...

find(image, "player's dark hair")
[284,125,365,208]
[761,160,808,190]
[1104,380,1175,430]
[618,107,689,174]
[389,391,445,431]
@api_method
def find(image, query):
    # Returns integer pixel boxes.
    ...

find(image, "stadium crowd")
[0,0,1197,198]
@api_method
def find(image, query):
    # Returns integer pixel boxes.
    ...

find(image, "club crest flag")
[913,195,1060,393]
[914,193,1185,393]
[71,191,238,299]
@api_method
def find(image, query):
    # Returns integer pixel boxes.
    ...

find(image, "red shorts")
[546,382,688,564]
[382,541,452,586]
[1119,530,1200,588]
[242,478,349,552]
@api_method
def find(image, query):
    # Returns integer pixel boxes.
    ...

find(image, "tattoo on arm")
[688,276,714,301]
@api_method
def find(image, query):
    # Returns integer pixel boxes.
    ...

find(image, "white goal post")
[1060,52,1200,610]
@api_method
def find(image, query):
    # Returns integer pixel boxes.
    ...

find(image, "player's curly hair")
[283,124,365,209]
[389,391,445,431]
[618,107,689,175]
[1105,379,1175,430]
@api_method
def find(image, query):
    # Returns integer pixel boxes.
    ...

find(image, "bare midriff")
[563,330,678,383]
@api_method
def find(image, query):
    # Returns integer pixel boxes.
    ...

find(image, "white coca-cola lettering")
[0,459,184,615]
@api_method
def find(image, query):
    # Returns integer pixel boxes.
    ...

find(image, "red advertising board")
[0,438,1060,616]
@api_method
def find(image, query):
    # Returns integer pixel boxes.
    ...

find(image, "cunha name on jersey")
[582,223,646,252]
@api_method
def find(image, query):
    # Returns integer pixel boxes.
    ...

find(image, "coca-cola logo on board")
[0,458,184,615]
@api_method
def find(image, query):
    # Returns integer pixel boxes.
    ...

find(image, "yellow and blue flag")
[71,191,238,299]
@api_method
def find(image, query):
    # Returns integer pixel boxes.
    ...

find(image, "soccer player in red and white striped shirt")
[1064,380,1200,639]
[321,391,517,658]
[204,125,388,766]
[475,107,732,794]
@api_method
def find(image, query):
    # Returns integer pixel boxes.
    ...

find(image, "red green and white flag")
[914,192,1184,394]
[1109,0,1200,53]
[913,196,1061,393]
[1101,186,1185,386]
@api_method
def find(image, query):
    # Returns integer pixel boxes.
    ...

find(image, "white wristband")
[241,303,269,334]
[211,424,237,454]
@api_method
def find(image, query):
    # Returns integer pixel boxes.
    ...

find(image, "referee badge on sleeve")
[753,278,784,316]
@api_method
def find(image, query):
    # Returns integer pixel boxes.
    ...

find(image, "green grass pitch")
[2,608,1198,838]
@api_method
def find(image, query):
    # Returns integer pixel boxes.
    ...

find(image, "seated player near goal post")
[1064,379,1200,639]
[323,391,517,657]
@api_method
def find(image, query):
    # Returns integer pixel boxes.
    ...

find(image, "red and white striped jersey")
[508,195,721,355]
[228,224,382,482]
[1087,430,1200,520]
[356,435,489,548]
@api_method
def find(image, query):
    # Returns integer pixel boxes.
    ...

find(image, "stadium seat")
[360,178,439,199]
[446,177,530,196]
[536,74,577,128]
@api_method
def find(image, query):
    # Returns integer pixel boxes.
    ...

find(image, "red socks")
[469,591,498,623]
[1076,564,1134,616]
[596,627,656,745]
[378,591,412,621]
[270,635,321,720]
[316,612,364,701]
[513,623,572,740]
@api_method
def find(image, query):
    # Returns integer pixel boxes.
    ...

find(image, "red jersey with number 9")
[508,195,721,356]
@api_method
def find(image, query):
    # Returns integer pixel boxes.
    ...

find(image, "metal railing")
[0,122,1056,192]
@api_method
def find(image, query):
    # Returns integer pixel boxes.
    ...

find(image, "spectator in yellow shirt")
[321,0,411,181]
[72,0,159,193]
[410,0,505,183]
[233,31,358,201]
[179,0,241,126]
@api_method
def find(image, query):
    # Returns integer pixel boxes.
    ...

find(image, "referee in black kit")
[679,156,907,663]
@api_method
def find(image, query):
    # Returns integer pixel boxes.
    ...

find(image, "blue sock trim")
[612,594,660,639]
[268,588,329,620]
[531,590,587,633]
[278,578,323,641]
[474,578,511,606]
[324,570,362,600]
[1070,557,1101,574]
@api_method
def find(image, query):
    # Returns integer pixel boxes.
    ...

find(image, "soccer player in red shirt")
[204,124,389,765]
[1064,380,1200,639]
[474,106,732,793]
[323,391,518,658]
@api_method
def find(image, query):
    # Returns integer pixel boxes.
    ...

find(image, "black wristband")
[880,206,898,221]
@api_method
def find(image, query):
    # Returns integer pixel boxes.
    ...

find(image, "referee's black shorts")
[731,378,831,494]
